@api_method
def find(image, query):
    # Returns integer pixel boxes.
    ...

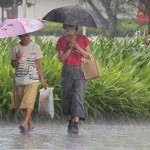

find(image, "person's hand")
[16,51,23,60]
[69,43,73,49]
[41,81,48,90]
[70,40,81,51]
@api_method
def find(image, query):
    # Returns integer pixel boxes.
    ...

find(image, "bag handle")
[28,43,34,67]
[82,53,94,62]
[27,43,34,74]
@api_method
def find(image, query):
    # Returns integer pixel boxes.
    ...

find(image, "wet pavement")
[0,121,150,150]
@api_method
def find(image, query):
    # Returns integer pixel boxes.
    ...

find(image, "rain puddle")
[0,122,150,150]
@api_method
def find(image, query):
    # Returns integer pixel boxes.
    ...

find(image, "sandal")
[19,124,27,134]
[27,126,34,133]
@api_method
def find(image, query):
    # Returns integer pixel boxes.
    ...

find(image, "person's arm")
[58,48,72,63]
[81,45,92,59]
[56,37,73,63]
[36,59,48,89]
[11,59,20,68]
[70,41,92,59]
[11,51,22,68]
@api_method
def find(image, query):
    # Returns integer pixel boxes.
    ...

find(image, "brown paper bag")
[81,55,101,80]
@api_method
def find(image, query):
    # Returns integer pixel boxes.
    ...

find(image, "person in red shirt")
[56,24,92,134]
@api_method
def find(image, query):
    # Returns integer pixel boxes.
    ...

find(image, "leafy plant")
[1,35,150,122]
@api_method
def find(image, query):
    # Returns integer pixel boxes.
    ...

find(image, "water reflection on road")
[0,122,150,150]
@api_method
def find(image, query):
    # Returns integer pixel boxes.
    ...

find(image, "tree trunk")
[86,0,108,28]
[86,0,119,38]
[101,0,119,38]
[87,0,107,20]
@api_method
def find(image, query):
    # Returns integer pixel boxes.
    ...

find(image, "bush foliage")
[0,34,150,122]
[36,20,147,37]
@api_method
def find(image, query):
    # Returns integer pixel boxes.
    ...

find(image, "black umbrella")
[42,5,107,28]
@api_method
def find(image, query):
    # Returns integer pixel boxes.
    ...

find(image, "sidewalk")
[0,122,150,150]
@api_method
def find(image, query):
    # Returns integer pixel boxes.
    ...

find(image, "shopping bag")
[38,87,54,118]
[14,74,32,86]
[81,55,101,80]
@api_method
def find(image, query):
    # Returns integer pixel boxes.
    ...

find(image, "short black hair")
[63,24,78,30]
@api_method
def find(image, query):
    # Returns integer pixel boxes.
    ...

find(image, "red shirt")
[56,34,90,65]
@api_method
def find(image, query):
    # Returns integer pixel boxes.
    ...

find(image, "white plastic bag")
[38,87,54,118]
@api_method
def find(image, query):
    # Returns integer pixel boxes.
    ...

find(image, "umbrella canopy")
[0,18,44,38]
[42,5,107,28]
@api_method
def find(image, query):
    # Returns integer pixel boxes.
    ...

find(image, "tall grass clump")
[0,38,17,121]
[85,35,150,122]
[1,35,150,122]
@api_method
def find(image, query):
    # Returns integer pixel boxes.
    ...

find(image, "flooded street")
[0,122,150,150]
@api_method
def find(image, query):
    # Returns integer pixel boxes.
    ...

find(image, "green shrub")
[117,19,147,37]
[1,34,150,122]
[35,20,148,37]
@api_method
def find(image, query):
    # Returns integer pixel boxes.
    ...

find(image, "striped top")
[10,42,43,82]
